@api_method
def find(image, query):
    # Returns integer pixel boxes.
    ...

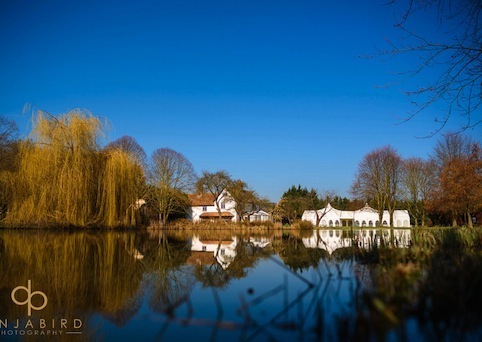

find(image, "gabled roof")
[199,240,234,245]
[188,193,216,206]
[199,212,234,218]
[355,203,378,214]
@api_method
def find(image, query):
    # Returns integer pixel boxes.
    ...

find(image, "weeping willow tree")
[3,110,145,227]
[98,149,145,227]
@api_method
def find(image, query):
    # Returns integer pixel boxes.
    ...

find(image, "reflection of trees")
[338,228,482,340]
[139,232,194,313]
[415,229,482,340]
[0,231,145,327]
[277,233,329,272]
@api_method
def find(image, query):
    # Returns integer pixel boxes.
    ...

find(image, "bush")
[296,220,314,230]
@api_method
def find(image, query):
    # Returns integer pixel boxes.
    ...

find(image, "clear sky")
[1,0,479,201]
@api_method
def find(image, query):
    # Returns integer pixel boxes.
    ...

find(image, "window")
[202,206,207,211]
[220,249,225,256]
[221,203,225,209]
[202,245,206,251]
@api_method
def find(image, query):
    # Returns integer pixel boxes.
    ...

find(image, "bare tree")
[227,179,255,222]
[148,148,197,226]
[401,158,437,226]
[382,147,403,226]
[0,116,17,146]
[383,0,481,134]
[0,116,18,219]
[432,131,473,167]
[104,135,147,166]
[0,116,18,171]
[351,146,402,226]
[196,170,233,221]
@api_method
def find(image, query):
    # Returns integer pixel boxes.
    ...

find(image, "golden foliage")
[1,110,145,227]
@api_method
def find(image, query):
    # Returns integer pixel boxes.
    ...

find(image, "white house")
[187,189,239,222]
[302,203,410,228]
[245,210,272,222]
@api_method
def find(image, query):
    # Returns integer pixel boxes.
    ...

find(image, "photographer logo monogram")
[11,280,48,316]
[1,280,83,336]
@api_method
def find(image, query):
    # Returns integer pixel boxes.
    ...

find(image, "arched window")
[368,220,373,227]
[403,220,409,227]
[375,220,380,227]
[362,220,367,227]
[335,220,340,227]
[397,220,402,227]
[329,220,334,227]
[321,219,327,227]
[382,220,388,226]
[355,220,360,227]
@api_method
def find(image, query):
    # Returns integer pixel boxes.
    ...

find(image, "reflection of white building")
[190,235,238,269]
[248,236,271,248]
[302,229,411,254]
[302,203,410,228]
[189,235,271,269]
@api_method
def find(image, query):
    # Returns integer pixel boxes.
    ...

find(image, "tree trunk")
[467,211,473,229]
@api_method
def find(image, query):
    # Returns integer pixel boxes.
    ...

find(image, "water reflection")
[0,228,480,341]
[303,228,411,254]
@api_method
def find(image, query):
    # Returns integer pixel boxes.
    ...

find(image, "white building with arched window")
[302,203,410,228]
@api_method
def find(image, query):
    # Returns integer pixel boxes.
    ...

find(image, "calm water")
[0,228,481,341]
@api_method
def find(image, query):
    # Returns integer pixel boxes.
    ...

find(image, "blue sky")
[1,0,479,201]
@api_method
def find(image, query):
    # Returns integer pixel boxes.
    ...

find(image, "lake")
[0,228,481,341]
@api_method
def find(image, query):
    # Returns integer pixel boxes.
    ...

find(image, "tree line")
[273,134,481,228]
[0,110,271,227]
[351,135,481,228]
[1,110,480,228]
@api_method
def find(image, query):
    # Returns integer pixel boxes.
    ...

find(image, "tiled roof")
[187,252,215,266]
[199,212,234,218]
[188,193,215,206]
[199,240,234,245]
